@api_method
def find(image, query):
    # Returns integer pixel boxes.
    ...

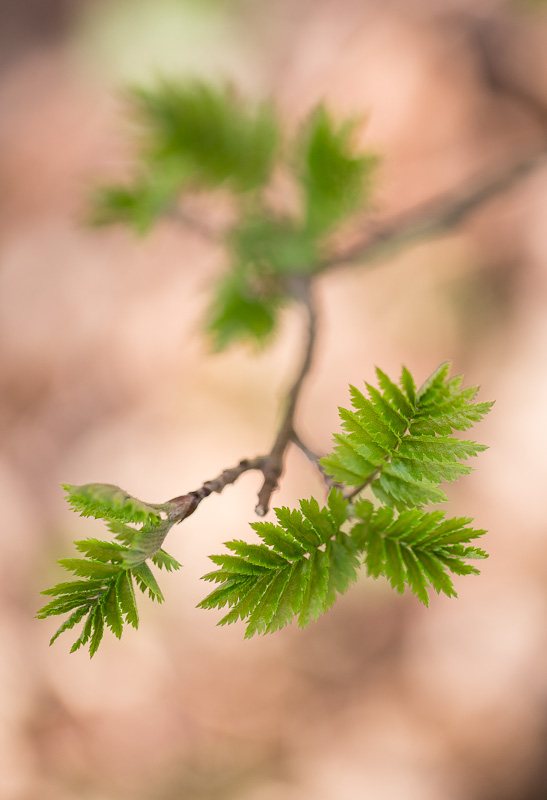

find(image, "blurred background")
[1,0,547,798]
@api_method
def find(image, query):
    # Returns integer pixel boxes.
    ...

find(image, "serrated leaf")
[49,605,90,645]
[58,559,120,579]
[200,495,355,635]
[41,579,106,598]
[323,364,491,509]
[74,539,127,563]
[116,571,139,628]
[103,583,124,639]
[151,549,182,572]
[132,563,164,603]
[89,607,105,658]
[350,505,487,605]
[70,609,96,653]
[63,483,164,525]
[124,519,174,567]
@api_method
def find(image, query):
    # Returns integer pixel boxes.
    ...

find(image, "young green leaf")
[207,266,283,350]
[322,364,492,510]
[296,105,378,235]
[63,483,165,525]
[199,489,359,636]
[91,163,184,234]
[351,503,487,605]
[132,81,279,192]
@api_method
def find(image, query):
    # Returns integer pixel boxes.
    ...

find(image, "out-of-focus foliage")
[92,79,378,348]
[132,81,279,191]
[231,214,318,276]
[206,266,285,351]
[93,81,279,235]
[296,106,379,235]
[92,167,184,233]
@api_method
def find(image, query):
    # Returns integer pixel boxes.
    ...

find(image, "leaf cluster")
[350,501,487,605]
[40,366,491,654]
[38,484,180,656]
[200,489,488,637]
[199,489,359,637]
[321,363,493,509]
[200,364,492,635]
[91,79,378,349]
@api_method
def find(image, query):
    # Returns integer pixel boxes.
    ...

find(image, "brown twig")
[255,278,319,516]
[168,456,268,524]
[321,148,546,273]
[290,430,340,490]
[165,280,319,525]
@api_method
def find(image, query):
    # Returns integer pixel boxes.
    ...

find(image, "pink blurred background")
[1,1,547,798]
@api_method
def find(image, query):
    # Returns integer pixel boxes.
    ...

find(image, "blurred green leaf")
[91,162,186,233]
[133,80,279,192]
[296,105,378,235]
[232,213,318,275]
[206,266,283,350]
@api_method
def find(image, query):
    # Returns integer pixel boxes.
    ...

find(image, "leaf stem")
[290,430,340,490]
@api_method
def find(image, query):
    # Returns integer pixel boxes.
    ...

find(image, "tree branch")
[168,456,268,524]
[163,147,547,528]
[321,148,546,273]
[166,69,547,530]
[255,278,319,516]
[165,284,319,526]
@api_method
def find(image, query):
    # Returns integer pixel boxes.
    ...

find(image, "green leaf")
[41,579,106,598]
[124,520,174,567]
[199,495,355,636]
[63,483,164,525]
[351,505,487,605]
[91,162,184,234]
[151,549,182,572]
[89,607,105,658]
[40,487,173,652]
[206,266,283,350]
[48,605,90,646]
[70,609,96,653]
[322,364,491,510]
[232,213,318,275]
[74,539,127,563]
[132,80,279,192]
[296,105,378,235]
[132,563,164,603]
[58,558,120,579]
[116,571,139,628]
[103,583,124,639]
